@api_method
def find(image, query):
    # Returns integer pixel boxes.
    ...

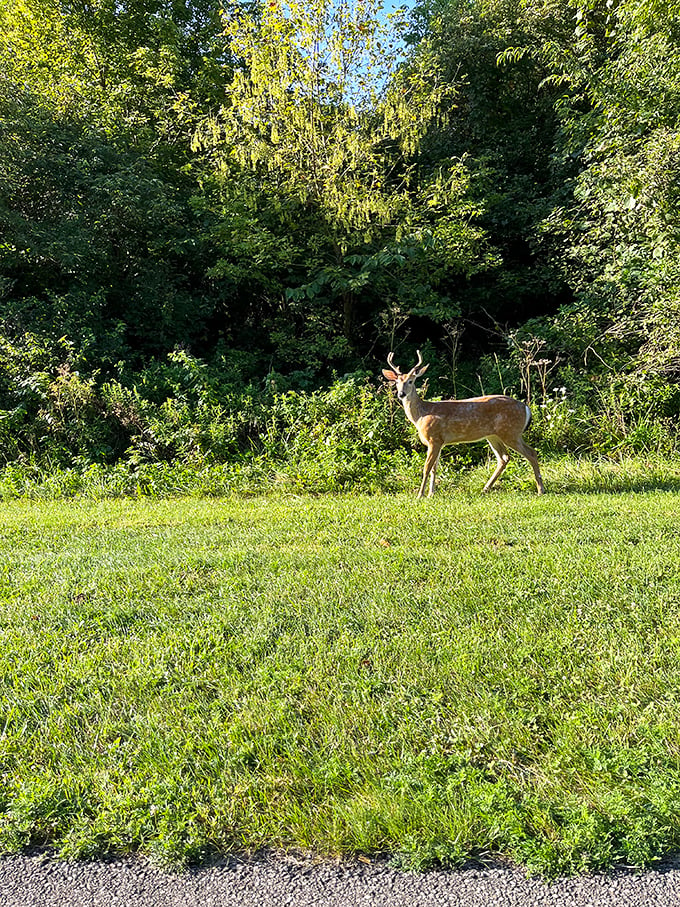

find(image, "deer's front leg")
[418,442,441,498]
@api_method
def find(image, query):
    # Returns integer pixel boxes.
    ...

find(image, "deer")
[382,350,545,498]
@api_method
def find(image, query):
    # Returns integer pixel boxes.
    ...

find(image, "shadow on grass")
[444,456,680,498]
[546,474,680,495]
[541,460,680,495]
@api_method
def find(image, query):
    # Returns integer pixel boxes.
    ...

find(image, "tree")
[197,0,491,366]
[0,0,228,148]
[409,0,576,334]
[0,93,218,365]
[510,0,680,380]
[0,0,232,368]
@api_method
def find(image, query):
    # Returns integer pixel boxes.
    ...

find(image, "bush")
[1,338,679,489]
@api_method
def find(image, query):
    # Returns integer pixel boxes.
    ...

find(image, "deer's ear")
[414,363,429,378]
[382,369,398,382]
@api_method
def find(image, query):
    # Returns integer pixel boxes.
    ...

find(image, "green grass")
[1,459,680,874]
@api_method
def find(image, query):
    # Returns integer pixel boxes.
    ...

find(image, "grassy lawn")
[1,463,680,874]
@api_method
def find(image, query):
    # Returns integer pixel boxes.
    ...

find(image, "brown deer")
[382,350,545,497]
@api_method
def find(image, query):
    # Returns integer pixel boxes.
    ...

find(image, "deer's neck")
[402,389,430,426]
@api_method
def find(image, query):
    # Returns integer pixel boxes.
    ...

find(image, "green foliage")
[256,374,414,491]
[0,338,421,490]
[1,0,680,475]
[0,331,677,481]
[0,331,119,464]
[214,0,425,219]
[0,97,220,365]
[196,0,490,351]
[414,0,573,325]
[0,0,227,139]
[509,0,680,382]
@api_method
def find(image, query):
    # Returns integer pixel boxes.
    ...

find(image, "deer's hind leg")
[483,436,510,492]
[510,437,545,495]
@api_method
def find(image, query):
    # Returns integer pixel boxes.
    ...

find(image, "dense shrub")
[0,339,678,495]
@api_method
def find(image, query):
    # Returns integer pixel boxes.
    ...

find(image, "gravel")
[3,851,680,907]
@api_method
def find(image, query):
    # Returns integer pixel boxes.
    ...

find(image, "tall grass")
[1,479,680,874]
[0,453,678,500]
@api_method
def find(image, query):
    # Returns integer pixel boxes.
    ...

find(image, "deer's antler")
[386,351,401,375]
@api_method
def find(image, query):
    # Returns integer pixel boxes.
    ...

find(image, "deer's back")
[417,395,530,445]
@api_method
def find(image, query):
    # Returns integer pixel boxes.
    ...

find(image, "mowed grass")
[1,467,680,874]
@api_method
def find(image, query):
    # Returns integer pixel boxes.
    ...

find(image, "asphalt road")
[3,851,680,907]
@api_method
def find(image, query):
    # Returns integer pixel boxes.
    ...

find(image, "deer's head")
[382,350,429,401]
